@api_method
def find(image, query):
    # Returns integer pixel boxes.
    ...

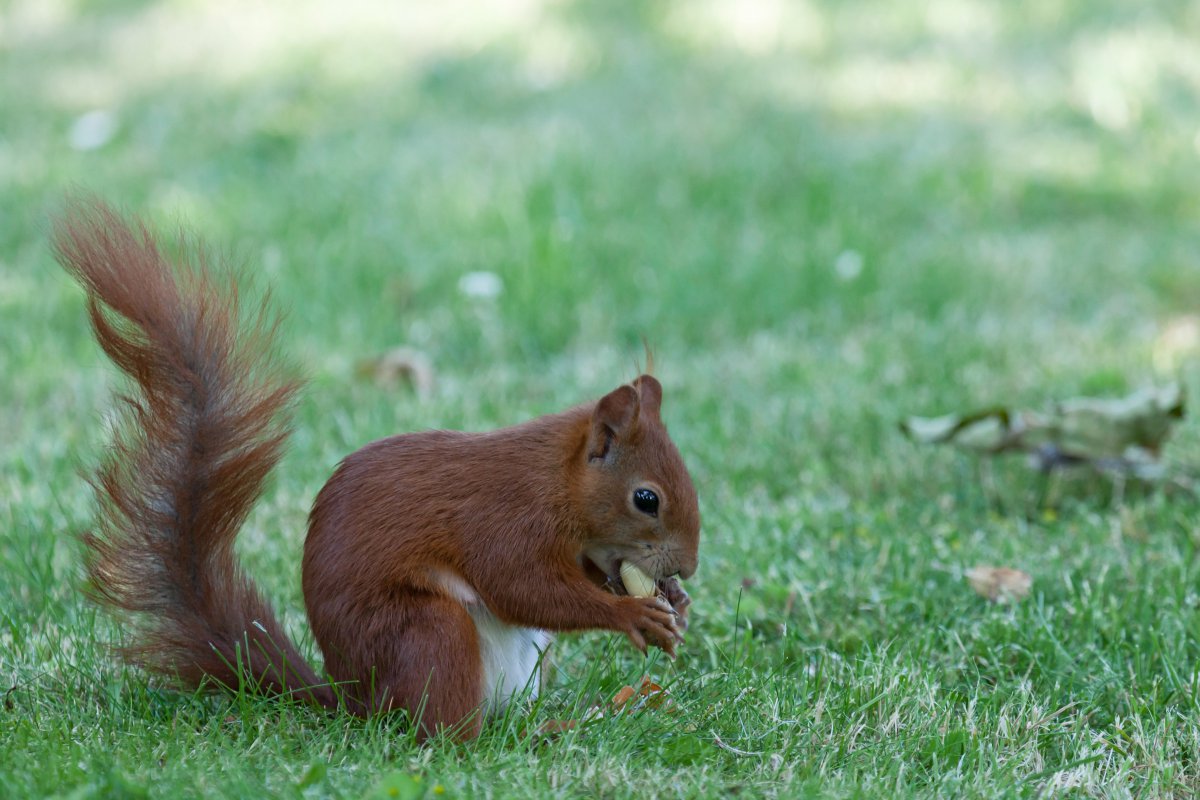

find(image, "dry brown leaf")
[610,685,637,709]
[902,384,1185,479]
[523,678,673,739]
[966,566,1032,603]
[610,676,673,714]
[356,347,435,397]
[637,678,672,711]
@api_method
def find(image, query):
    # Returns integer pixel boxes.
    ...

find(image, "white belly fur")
[429,567,551,712]
[468,605,552,711]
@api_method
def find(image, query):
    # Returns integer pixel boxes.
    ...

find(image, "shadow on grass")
[7,0,1198,364]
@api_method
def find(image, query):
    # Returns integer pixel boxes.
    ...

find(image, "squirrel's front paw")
[659,577,691,632]
[620,596,682,658]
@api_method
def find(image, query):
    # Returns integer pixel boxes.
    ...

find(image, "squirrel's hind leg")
[334,594,486,741]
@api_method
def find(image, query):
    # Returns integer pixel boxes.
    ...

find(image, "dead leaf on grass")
[901,384,1185,479]
[966,566,1032,603]
[356,347,435,398]
[611,676,672,714]
[527,677,674,740]
[610,684,637,709]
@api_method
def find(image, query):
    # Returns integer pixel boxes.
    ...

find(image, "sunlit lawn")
[3,1,1200,797]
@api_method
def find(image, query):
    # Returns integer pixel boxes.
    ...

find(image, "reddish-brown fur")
[54,198,701,740]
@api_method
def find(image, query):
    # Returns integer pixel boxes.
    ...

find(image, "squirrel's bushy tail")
[53,198,333,707]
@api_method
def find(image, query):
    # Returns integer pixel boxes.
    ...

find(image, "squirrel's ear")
[587,384,639,462]
[634,374,662,417]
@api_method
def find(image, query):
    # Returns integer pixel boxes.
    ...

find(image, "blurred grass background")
[3,0,1200,797]
[6,0,1200,506]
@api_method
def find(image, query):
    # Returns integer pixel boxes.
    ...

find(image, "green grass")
[4,0,1200,796]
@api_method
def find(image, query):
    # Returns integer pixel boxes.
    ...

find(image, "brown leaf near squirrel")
[611,676,672,714]
[965,566,1031,603]
[52,198,702,741]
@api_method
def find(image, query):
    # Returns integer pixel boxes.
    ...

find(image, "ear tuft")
[634,374,662,417]
[641,338,656,376]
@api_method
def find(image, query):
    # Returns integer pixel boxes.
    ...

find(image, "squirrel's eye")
[632,488,659,516]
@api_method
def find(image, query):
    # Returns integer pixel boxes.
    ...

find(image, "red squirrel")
[53,199,701,740]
